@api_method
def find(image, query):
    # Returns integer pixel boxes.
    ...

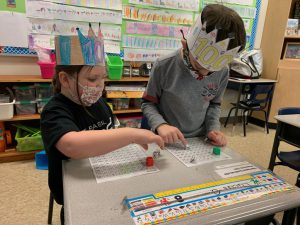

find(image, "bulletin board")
[0,0,264,59]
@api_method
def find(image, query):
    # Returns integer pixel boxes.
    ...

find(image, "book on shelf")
[286,19,299,36]
[294,0,300,19]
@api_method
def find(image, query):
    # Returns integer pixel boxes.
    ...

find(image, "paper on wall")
[103,40,120,54]
[29,19,121,41]
[128,0,199,11]
[26,0,122,24]
[28,34,120,53]
[49,0,122,10]
[123,48,173,62]
[28,34,55,49]
[0,12,30,48]
[126,21,190,38]
[123,35,181,50]
[203,0,255,6]
[123,6,193,25]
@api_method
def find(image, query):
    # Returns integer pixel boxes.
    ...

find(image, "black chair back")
[278,107,300,115]
[245,84,274,109]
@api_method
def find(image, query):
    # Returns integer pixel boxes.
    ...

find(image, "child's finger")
[140,144,148,150]
[177,130,188,146]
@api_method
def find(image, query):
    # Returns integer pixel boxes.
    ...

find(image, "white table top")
[274,114,300,128]
[63,146,300,225]
[228,78,277,84]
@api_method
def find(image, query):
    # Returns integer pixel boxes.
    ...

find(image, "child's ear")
[181,39,188,49]
[58,71,71,88]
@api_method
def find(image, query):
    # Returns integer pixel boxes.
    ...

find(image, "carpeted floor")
[0,123,298,225]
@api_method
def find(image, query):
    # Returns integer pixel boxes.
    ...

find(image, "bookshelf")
[260,0,300,122]
[0,75,148,162]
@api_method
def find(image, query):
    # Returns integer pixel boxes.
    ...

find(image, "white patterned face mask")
[77,82,103,106]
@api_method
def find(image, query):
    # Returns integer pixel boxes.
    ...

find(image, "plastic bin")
[37,61,56,79]
[112,98,129,110]
[118,116,142,128]
[131,98,143,109]
[35,150,48,170]
[13,85,35,101]
[0,100,15,120]
[35,83,53,99]
[106,55,123,80]
[0,94,10,103]
[15,128,44,152]
[15,101,36,115]
[36,98,50,114]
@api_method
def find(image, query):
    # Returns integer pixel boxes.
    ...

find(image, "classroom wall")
[0,0,268,76]
[0,55,40,75]
[0,0,268,118]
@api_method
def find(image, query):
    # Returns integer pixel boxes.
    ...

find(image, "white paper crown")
[55,24,105,66]
[187,15,241,71]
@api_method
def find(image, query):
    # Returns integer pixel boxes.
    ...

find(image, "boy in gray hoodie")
[142,4,246,147]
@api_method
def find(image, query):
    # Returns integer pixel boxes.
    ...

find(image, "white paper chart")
[166,138,231,167]
[89,144,159,183]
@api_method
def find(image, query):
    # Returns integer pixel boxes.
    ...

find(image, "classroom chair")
[48,192,54,224]
[224,84,274,136]
[269,107,300,172]
[269,107,300,225]
[141,116,151,130]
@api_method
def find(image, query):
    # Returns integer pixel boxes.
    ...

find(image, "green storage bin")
[106,55,123,80]
[15,127,44,152]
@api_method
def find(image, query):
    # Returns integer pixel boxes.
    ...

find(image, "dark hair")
[53,65,84,94]
[201,4,246,52]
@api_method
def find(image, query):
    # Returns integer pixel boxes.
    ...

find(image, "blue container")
[35,150,48,170]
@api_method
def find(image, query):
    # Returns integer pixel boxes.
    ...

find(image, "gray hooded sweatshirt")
[142,49,229,137]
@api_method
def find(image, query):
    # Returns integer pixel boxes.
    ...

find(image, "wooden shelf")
[113,109,142,114]
[0,149,41,163]
[0,75,149,83]
[106,91,144,98]
[0,75,148,162]
[284,35,300,39]
[4,114,41,121]
[0,75,52,83]
[278,59,300,69]
[106,77,149,82]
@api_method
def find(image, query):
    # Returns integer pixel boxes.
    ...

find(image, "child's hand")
[156,124,187,146]
[207,130,227,146]
[133,129,164,150]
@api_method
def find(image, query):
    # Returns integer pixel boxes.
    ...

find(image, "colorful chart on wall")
[125,171,294,225]
[128,0,199,11]
[26,0,122,24]
[49,0,122,10]
[89,144,159,183]
[29,19,121,41]
[122,6,194,25]
[1,0,263,57]
[0,0,25,13]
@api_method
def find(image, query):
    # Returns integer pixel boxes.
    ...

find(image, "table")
[63,146,300,225]
[227,78,277,134]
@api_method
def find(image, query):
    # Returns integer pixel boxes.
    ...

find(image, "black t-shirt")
[41,93,114,205]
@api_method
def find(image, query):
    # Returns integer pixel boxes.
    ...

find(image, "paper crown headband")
[55,23,105,66]
[187,15,241,71]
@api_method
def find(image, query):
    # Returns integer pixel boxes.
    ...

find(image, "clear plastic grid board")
[166,138,231,167]
[89,144,159,183]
